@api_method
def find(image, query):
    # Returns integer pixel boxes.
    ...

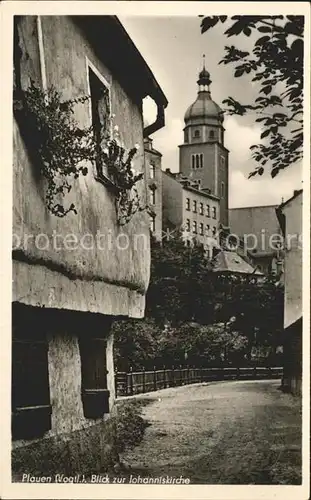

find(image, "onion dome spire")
[197,54,212,90]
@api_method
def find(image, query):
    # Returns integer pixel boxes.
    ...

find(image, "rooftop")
[213,250,264,275]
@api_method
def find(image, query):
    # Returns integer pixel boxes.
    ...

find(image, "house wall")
[229,205,281,254]
[162,172,183,229]
[144,139,163,240]
[12,308,117,478]
[282,193,302,329]
[182,188,220,248]
[162,172,220,255]
[13,15,150,318]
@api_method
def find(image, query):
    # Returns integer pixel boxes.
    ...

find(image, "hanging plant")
[13,81,95,217]
[97,126,149,225]
[13,82,148,224]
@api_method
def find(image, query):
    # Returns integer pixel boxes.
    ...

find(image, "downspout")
[143,97,166,138]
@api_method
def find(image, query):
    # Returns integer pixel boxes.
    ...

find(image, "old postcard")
[0,1,310,499]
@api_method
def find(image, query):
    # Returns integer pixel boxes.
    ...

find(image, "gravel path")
[119,380,302,484]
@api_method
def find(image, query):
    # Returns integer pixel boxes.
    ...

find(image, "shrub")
[112,399,151,455]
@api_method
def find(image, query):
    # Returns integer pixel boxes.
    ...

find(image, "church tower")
[179,58,229,227]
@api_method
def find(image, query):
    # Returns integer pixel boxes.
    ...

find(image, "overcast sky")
[120,16,303,209]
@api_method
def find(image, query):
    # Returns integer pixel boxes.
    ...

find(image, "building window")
[88,65,110,179]
[206,224,210,235]
[209,130,215,139]
[196,155,200,169]
[212,226,217,236]
[150,188,156,205]
[212,207,217,219]
[79,332,110,419]
[12,304,52,440]
[186,219,190,232]
[194,129,200,138]
[193,200,197,213]
[150,215,156,232]
[206,204,210,217]
[199,202,204,215]
[150,164,156,179]
[221,182,225,198]
[184,129,189,143]
[192,221,197,234]
[199,222,204,235]
[220,155,225,166]
[186,197,190,211]
[191,153,204,169]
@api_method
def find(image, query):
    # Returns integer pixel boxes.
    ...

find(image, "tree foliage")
[113,234,284,369]
[200,15,304,178]
[146,232,214,325]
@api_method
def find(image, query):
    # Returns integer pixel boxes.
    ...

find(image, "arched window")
[209,130,215,139]
[149,164,155,179]
[194,129,200,138]
[200,153,204,168]
[195,154,200,169]
[191,155,195,169]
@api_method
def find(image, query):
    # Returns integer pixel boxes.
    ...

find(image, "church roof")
[184,91,223,122]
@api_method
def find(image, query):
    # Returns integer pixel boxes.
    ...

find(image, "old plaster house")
[12,15,167,477]
[276,190,303,395]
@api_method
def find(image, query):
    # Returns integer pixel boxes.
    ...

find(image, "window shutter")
[79,337,110,419]
[12,304,51,440]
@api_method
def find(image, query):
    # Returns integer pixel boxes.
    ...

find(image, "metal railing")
[115,365,283,397]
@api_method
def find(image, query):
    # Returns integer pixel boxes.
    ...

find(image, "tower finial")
[197,56,211,90]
